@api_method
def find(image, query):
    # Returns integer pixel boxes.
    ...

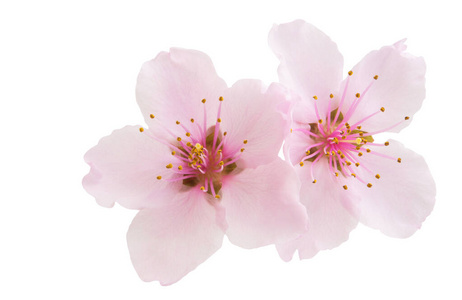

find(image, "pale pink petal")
[220,158,307,249]
[277,159,359,261]
[344,40,426,133]
[269,19,344,115]
[136,48,227,138]
[83,126,181,209]
[220,80,289,168]
[349,140,436,238]
[283,97,329,166]
[127,190,226,285]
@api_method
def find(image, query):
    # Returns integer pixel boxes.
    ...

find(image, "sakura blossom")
[269,20,435,260]
[83,48,307,284]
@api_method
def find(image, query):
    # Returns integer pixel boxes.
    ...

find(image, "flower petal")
[83,125,180,209]
[136,48,227,137]
[345,40,426,133]
[350,140,436,237]
[220,158,307,249]
[221,80,289,168]
[127,190,226,285]
[277,159,359,261]
[269,19,344,113]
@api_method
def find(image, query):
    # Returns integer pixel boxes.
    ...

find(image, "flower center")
[294,72,409,190]
[140,96,246,199]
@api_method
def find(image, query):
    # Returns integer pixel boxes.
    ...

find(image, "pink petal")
[220,80,289,168]
[127,190,226,285]
[83,126,181,209]
[220,158,308,249]
[269,20,344,114]
[136,48,227,138]
[277,159,359,261]
[349,140,436,238]
[344,40,426,133]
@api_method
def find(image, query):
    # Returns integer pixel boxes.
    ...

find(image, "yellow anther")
[217,118,222,123]
[366,148,371,153]
[397,158,402,163]
[190,118,195,123]
[356,146,361,150]
[299,161,304,167]
[367,183,373,188]
[384,141,390,146]
[333,137,339,144]
[375,174,380,179]
[219,96,223,101]
[345,122,350,128]
[176,120,180,125]
[355,162,360,167]
[290,128,293,133]
[357,126,362,130]
[171,151,176,155]
[186,132,191,137]
[240,148,245,152]
[380,107,385,112]
[351,173,356,177]
[139,127,144,132]
[342,136,346,140]
[166,163,173,169]
[306,150,311,155]
[346,161,351,166]
[156,176,162,180]
[356,93,360,98]
[313,95,318,100]
[202,98,206,103]
[358,152,363,157]
[405,116,410,120]
[178,165,183,170]
[348,70,353,76]
[219,161,224,166]
[177,137,182,142]
[343,185,348,190]
[312,180,317,184]
[340,154,345,159]
[318,119,323,124]
[335,172,339,177]
[215,195,221,199]
[200,186,205,191]
[223,131,227,136]
[186,142,192,147]
[330,94,334,98]
[243,139,248,144]
[149,114,155,119]
[374,75,379,80]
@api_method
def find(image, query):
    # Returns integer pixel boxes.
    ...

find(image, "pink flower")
[269,20,436,260]
[83,48,307,285]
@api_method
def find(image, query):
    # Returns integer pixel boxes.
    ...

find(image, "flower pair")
[83,20,435,285]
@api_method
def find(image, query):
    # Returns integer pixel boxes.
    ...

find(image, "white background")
[1,0,460,299]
